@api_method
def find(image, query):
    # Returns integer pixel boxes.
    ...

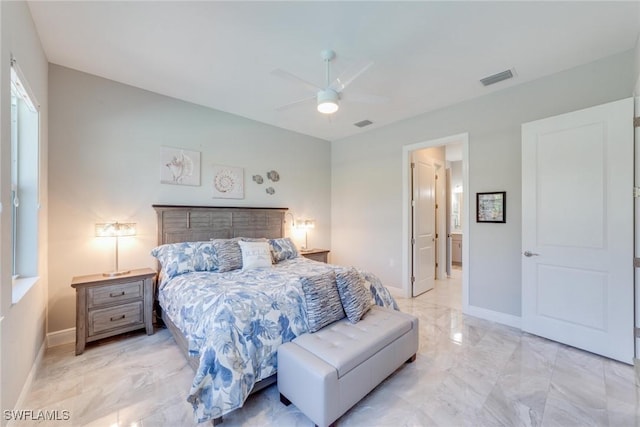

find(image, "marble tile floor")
[13,271,639,427]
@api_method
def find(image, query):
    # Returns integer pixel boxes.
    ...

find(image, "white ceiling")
[28,1,640,142]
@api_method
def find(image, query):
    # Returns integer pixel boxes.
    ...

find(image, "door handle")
[523,251,540,257]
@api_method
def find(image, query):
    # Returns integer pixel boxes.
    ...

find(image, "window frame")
[10,56,41,304]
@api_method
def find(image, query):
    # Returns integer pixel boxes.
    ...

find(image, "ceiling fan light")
[317,89,339,114]
[317,101,339,114]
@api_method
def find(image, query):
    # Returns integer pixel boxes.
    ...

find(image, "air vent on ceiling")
[354,119,373,128]
[480,69,514,86]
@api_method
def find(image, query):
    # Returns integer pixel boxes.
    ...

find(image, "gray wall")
[331,50,635,318]
[48,65,331,333]
[0,1,49,419]
[450,161,463,194]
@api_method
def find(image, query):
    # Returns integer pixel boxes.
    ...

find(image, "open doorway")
[410,146,445,296]
[402,133,469,310]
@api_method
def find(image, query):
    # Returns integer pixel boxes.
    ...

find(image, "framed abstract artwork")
[160,147,201,186]
[476,191,506,223]
[212,165,244,199]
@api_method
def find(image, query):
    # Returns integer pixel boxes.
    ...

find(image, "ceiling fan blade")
[271,69,322,93]
[332,59,373,92]
[275,94,315,112]
[341,92,388,104]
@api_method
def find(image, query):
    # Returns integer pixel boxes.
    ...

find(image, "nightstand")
[300,249,330,263]
[71,268,156,355]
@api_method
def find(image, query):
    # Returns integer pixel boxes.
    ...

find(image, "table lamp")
[95,222,136,277]
[296,219,315,250]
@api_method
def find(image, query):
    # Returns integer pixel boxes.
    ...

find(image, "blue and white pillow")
[362,271,399,310]
[300,271,345,332]
[269,237,299,263]
[335,267,373,323]
[151,241,217,284]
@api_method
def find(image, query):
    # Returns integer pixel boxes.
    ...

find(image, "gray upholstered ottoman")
[277,306,419,427]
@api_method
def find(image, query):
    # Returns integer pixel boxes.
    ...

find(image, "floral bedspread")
[158,256,398,423]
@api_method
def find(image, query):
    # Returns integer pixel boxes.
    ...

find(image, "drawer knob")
[110,291,125,297]
[110,314,126,322]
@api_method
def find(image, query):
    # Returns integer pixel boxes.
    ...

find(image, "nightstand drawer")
[89,301,143,336]
[88,281,143,307]
[301,249,329,263]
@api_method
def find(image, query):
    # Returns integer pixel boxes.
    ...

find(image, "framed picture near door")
[476,191,506,223]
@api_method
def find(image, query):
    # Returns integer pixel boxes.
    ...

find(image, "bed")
[151,205,399,425]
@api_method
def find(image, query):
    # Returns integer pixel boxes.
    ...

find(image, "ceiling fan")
[272,49,377,115]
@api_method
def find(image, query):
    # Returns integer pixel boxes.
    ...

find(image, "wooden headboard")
[152,205,288,245]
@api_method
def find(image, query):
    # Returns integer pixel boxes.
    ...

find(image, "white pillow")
[238,241,273,270]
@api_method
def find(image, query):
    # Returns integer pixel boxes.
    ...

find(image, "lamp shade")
[295,219,315,230]
[301,219,315,229]
[95,222,136,237]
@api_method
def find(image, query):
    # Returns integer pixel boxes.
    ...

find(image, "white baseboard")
[463,304,522,330]
[386,285,407,299]
[11,339,45,415]
[47,327,75,348]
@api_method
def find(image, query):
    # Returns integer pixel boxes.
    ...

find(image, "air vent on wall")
[354,119,373,128]
[480,69,514,86]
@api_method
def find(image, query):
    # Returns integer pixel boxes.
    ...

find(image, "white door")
[412,155,436,296]
[522,97,634,363]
